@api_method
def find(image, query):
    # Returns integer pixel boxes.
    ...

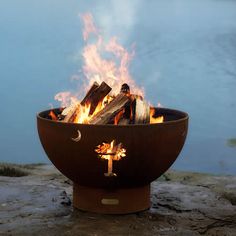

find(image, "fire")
[93,95,113,118]
[74,103,91,124]
[95,140,126,177]
[54,12,143,120]
[150,107,164,124]
[114,109,125,125]
[51,12,164,125]
[80,13,143,96]
[68,94,114,124]
[49,110,57,121]
[81,12,98,41]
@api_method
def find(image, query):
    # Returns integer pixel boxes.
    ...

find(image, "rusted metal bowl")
[37,107,188,213]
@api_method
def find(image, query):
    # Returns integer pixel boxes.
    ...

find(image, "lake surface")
[1,0,236,174]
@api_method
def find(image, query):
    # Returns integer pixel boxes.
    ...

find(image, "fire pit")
[37,12,188,213]
[37,107,188,214]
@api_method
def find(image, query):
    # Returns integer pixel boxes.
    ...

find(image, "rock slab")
[0,164,236,235]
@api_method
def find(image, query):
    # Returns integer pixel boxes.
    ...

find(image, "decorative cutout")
[95,140,126,177]
[71,130,82,142]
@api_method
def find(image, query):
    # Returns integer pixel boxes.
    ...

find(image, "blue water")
[1,0,236,174]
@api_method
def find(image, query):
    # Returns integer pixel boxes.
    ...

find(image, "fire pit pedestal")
[73,184,150,214]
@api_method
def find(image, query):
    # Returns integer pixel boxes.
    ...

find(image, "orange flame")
[114,109,125,125]
[55,12,144,115]
[70,94,114,124]
[54,13,165,125]
[92,95,114,118]
[73,103,91,124]
[95,140,126,177]
[49,110,57,121]
[95,140,126,161]
[81,13,144,95]
[150,107,164,124]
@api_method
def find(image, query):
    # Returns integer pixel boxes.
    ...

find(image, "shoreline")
[0,163,236,235]
[1,162,235,177]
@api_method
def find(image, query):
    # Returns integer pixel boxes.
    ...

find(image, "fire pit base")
[73,183,150,214]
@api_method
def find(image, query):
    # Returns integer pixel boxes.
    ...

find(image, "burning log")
[89,83,149,125]
[111,83,131,125]
[80,82,99,105]
[89,93,131,125]
[119,84,149,124]
[81,81,112,115]
[59,81,161,125]
[63,81,111,123]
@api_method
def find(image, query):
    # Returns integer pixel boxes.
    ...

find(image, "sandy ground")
[0,164,236,236]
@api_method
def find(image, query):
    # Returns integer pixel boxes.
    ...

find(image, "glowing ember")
[150,107,164,124]
[95,140,126,177]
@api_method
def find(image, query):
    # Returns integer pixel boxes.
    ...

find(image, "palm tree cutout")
[95,140,126,177]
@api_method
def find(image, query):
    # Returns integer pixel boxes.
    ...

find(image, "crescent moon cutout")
[71,130,82,142]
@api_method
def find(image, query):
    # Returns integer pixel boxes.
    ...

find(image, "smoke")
[93,0,142,43]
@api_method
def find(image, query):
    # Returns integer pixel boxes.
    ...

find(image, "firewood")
[63,81,111,122]
[111,83,132,125]
[120,83,130,95]
[85,81,112,115]
[113,108,131,125]
[80,82,99,105]
[117,118,130,125]
[62,103,80,123]
[89,93,131,124]
[131,96,150,124]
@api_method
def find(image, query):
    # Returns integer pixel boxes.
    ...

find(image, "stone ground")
[0,164,236,236]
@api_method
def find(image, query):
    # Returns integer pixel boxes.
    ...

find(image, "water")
[1,0,236,174]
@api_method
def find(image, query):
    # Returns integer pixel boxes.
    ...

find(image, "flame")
[102,95,114,107]
[81,28,143,96]
[95,140,126,177]
[49,110,57,121]
[74,103,91,124]
[95,140,126,161]
[92,95,114,118]
[53,13,164,125]
[54,12,144,123]
[114,109,125,125]
[80,13,144,95]
[71,94,114,124]
[81,13,98,41]
[150,107,164,124]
